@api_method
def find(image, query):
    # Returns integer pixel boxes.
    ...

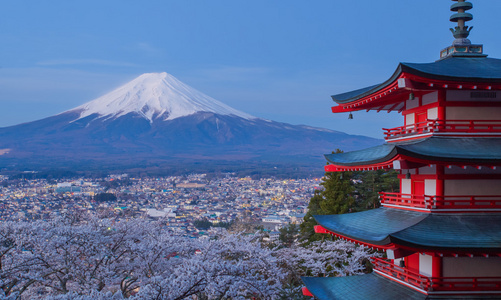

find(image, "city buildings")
[0,174,314,238]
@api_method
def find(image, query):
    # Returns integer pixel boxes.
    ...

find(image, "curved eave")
[325,137,501,171]
[324,143,398,171]
[332,65,405,104]
[397,138,501,164]
[302,274,426,300]
[314,208,501,251]
[393,213,501,252]
[331,57,501,113]
[314,208,427,247]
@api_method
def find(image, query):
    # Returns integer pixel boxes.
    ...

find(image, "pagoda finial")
[439,0,485,60]
[449,0,473,44]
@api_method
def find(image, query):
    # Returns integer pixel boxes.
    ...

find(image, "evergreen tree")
[278,223,299,247]
[300,170,354,243]
[93,192,117,202]
[193,218,212,230]
[353,169,399,210]
[319,171,355,214]
[300,149,399,243]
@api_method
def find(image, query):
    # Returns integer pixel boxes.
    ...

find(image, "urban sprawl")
[0,174,319,238]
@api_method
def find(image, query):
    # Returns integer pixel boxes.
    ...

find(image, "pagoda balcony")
[373,258,501,293]
[383,119,501,141]
[379,192,501,211]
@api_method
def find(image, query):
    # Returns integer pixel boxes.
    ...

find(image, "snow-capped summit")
[0,71,382,172]
[69,72,255,122]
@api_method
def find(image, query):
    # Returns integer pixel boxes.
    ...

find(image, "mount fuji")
[72,72,255,123]
[0,72,380,173]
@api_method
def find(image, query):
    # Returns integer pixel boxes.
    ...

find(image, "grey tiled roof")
[315,208,501,251]
[324,137,501,167]
[402,57,501,82]
[332,57,501,103]
[302,273,425,300]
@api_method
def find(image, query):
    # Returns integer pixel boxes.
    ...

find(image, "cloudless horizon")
[1,0,501,138]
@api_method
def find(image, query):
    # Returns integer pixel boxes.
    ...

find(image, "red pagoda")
[302,1,501,299]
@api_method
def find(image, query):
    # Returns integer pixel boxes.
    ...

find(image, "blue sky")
[1,0,501,138]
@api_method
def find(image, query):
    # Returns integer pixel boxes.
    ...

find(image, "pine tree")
[353,169,399,210]
[300,147,399,243]
[278,223,299,248]
[300,171,354,243]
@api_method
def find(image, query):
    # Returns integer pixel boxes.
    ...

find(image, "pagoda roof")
[332,57,501,105]
[324,137,501,170]
[302,273,425,300]
[314,208,501,251]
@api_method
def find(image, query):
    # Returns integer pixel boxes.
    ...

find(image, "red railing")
[380,192,501,210]
[373,258,433,290]
[434,119,501,133]
[373,258,501,292]
[383,120,434,139]
[383,119,501,139]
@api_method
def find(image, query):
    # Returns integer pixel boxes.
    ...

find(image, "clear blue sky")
[1,0,501,138]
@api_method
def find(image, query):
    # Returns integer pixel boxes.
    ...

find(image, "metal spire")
[439,0,485,60]
[449,0,473,43]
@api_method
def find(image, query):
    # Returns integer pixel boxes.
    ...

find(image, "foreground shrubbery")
[0,215,372,300]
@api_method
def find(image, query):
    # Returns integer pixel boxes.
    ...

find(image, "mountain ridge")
[0,72,381,173]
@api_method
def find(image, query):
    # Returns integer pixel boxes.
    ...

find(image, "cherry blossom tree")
[276,239,376,299]
[0,216,373,300]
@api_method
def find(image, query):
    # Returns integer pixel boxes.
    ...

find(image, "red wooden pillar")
[406,253,420,274]
[437,90,446,120]
[436,165,445,207]
[432,256,442,278]
[433,163,445,278]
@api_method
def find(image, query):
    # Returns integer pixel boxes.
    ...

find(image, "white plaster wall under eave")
[419,254,433,277]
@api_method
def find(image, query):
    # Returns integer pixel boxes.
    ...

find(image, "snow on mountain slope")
[68,72,255,122]
[0,71,383,171]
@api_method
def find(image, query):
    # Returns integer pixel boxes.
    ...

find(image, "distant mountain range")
[0,72,380,174]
